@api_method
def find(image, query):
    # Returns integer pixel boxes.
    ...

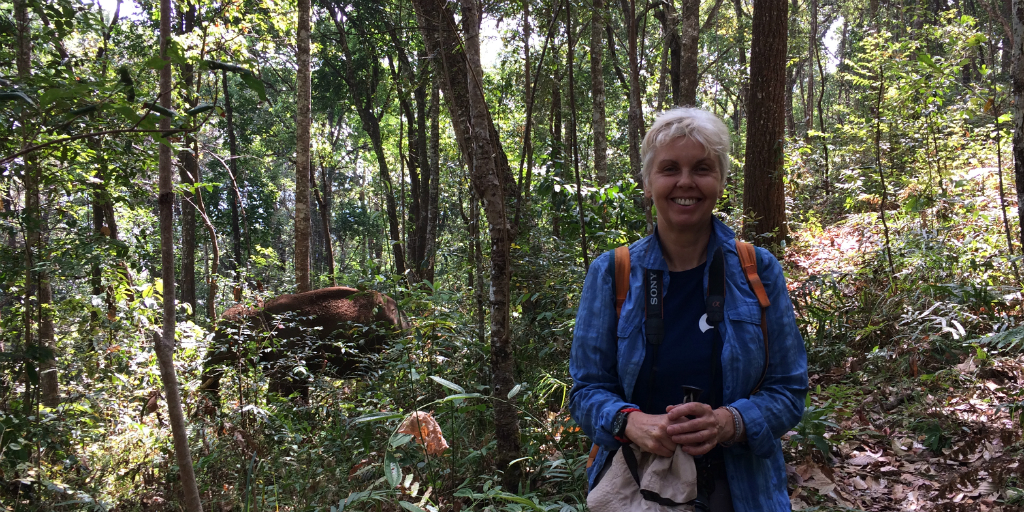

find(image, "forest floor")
[782,219,1024,511]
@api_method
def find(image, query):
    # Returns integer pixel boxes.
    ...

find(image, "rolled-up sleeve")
[569,251,638,449]
[730,248,808,459]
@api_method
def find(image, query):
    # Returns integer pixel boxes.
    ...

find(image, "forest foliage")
[1,0,1023,509]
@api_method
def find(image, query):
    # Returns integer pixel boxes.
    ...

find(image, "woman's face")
[645,137,724,235]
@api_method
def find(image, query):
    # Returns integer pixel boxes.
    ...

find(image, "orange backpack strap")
[736,240,770,394]
[614,245,630,317]
[588,245,631,471]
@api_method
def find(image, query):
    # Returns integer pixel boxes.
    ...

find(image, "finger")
[681,440,715,457]
[666,415,717,435]
[666,402,712,421]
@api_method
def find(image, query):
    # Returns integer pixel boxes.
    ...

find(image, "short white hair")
[640,107,731,187]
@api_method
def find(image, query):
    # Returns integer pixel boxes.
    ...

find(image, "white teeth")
[672,198,698,206]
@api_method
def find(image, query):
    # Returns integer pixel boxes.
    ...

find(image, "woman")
[569,107,807,511]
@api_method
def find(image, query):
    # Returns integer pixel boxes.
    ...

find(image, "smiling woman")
[569,107,809,512]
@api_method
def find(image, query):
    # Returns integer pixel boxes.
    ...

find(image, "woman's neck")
[657,221,713,271]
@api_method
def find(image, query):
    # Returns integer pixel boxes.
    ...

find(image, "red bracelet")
[613,408,642,443]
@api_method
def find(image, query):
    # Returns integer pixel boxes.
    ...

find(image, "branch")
[1,128,191,166]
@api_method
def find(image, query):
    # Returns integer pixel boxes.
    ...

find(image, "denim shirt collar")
[638,216,735,273]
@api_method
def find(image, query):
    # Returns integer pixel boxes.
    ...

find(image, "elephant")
[199,286,409,401]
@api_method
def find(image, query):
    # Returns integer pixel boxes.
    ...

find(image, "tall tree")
[742,0,789,246]
[295,0,313,292]
[567,0,590,269]
[1015,0,1024,246]
[411,0,522,488]
[155,0,203,509]
[222,71,244,277]
[323,2,408,276]
[622,0,654,232]
[177,1,198,316]
[591,0,609,184]
[15,0,57,408]
[678,0,700,105]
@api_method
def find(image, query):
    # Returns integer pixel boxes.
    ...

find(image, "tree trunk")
[222,71,244,279]
[732,0,748,132]
[567,0,590,269]
[295,0,313,292]
[412,0,522,488]
[1014,0,1024,246]
[656,0,683,105]
[156,0,203,509]
[178,2,197,316]
[327,7,408,276]
[624,0,653,232]
[424,81,441,283]
[743,0,789,247]
[312,164,336,286]
[678,0,700,105]
[806,0,816,136]
[551,68,564,239]
[592,0,609,185]
[15,0,57,408]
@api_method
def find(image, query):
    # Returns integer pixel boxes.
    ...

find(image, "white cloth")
[587,445,698,512]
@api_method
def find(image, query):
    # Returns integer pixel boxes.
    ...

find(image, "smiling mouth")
[672,198,699,206]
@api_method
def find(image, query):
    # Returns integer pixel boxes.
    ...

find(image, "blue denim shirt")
[569,218,808,512]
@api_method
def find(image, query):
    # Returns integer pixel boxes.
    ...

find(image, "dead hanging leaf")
[397,411,449,455]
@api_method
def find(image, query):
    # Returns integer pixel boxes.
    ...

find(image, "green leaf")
[438,392,482,403]
[916,52,940,73]
[398,502,426,512]
[0,91,35,107]
[384,454,402,487]
[390,433,413,449]
[351,411,403,424]
[145,55,169,70]
[240,73,268,102]
[185,103,215,116]
[143,101,177,118]
[205,60,251,73]
[430,376,465,393]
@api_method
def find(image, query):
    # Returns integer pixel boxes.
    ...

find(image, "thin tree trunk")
[424,81,441,283]
[15,0,57,408]
[623,0,653,232]
[295,0,313,292]
[996,119,1021,280]
[732,0,748,132]
[873,64,895,278]
[1015,0,1024,249]
[222,71,244,278]
[592,0,609,185]
[806,0,816,136]
[678,0,700,105]
[312,164,337,286]
[327,8,408,275]
[416,0,522,488]
[567,0,590,269]
[156,0,203,508]
[551,68,564,239]
[515,2,564,229]
[742,0,789,247]
[178,2,197,315]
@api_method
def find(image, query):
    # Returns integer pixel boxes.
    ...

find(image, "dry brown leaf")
[848,454,877,466]
[851,476,868,490]
[865,475,886,491]
[397,411,449,455]
[892,483,907,501]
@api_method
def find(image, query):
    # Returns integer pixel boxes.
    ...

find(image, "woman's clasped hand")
[624,403,735,458]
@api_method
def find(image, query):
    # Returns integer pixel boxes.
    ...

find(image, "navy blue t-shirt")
[632,262,723,414]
